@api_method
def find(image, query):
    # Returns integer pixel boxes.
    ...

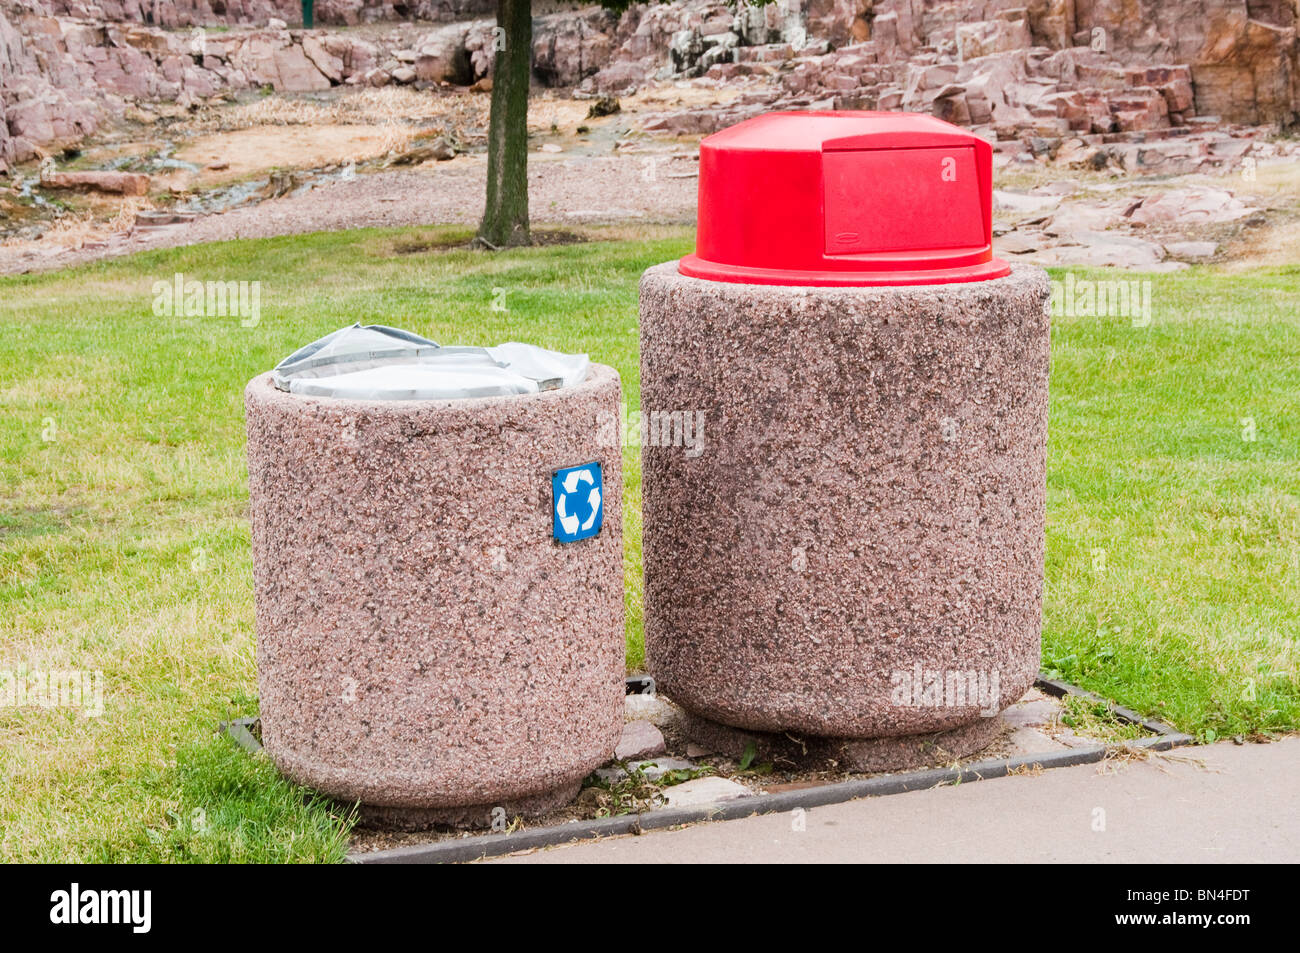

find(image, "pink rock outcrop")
[42,169,149,194]
[3,0,1296,169]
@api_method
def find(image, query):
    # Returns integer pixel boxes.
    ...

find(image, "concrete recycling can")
[640,113,1051,770]
[245,326,624,826]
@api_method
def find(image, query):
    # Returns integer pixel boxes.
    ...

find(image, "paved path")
[491,738,1300,863]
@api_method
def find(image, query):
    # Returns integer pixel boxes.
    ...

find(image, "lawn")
[0,225,1296,862]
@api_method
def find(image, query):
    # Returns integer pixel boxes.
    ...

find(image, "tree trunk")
[477,0,531,248]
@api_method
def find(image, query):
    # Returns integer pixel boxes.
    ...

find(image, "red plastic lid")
[680,111,1010,287]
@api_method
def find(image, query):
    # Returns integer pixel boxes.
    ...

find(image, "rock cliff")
[1,0,1295,171]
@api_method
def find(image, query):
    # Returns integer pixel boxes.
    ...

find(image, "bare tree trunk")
[477,0,531,248]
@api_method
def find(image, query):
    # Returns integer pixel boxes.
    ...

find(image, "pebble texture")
[245,365,624,821]
[640,262,1050,739]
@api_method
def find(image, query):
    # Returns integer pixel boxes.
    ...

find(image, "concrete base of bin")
[640,262,1050,744]
[245,366,624,826]
[359,781,583,831]
[682,710,1002,773]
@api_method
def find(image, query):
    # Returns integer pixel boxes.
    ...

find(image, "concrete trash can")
[245,325,624,826]
[640,113,1051,770]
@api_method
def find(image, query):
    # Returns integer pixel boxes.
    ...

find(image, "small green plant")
[656,765,713,785]
[738,741,757,771]
[735,741,773,775]
[582,758,713,817]
[583,760,666,816]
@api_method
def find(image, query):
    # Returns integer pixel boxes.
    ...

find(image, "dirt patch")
[1221,214,1300,270]
[175,124,414,187]
[525,228,587,247]
[388,227,585,255]
[0,506,84,540]
[1214,159,1300,270]
[387,232,473,255]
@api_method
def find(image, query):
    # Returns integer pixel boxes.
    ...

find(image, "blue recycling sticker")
[552,462,603,543]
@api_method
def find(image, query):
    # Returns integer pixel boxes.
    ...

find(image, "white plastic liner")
[271,324,590,400]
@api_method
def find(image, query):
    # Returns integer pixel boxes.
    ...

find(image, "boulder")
[931,85,971,124]
[669,28,706,76]
[273,44,331,92]
[1054,137,1109,169]
[302,34,344,83]
[1047,230,1167,267]
[994,189,1062,213]
[1043,205,1125,235]
[1107,87,1169,131]
[1126,188,1259,225]
[586,60,645,95]
[332,35,378,75]
[614,720,666,760]
[533,10,617,87]
[1164,240,1218,258]
[229,35,283,88]
[392,136,457,163]
[414,24,472,85]
[42,170,150,195]
[955,17,1032,60]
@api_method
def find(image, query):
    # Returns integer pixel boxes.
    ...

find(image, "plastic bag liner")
[271,324,590,400]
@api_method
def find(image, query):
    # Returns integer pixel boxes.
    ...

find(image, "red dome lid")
[679,111,1010,286]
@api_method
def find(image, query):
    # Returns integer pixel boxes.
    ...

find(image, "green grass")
[1043,265,1300,741]
[99,737,357,863]
[0,227,1295,862]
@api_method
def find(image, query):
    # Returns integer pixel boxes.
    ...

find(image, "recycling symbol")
[552,462,603,543]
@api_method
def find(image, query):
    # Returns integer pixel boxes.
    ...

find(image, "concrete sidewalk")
[491,738,1299,863]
